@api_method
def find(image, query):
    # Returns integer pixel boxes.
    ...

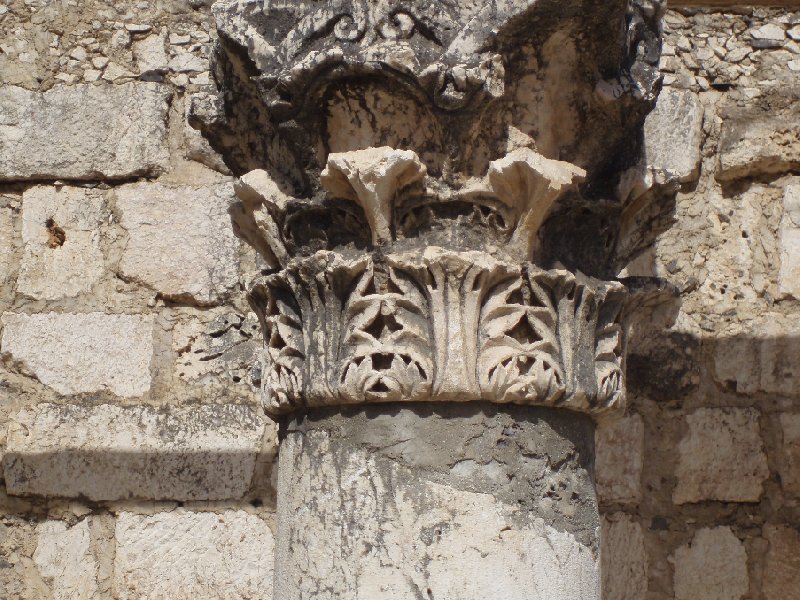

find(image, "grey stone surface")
[276,403,599,599]
[3,403,266,501]
[0,83,170,181]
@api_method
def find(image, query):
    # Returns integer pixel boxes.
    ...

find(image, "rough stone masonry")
[0,0,799,599]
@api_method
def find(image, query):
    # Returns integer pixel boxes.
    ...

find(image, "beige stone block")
[595,414,644,505]
[33,519,100,600]
[17,186,105,300]
[0,312,153,397]
[674,408,769,504]
[779,181,800,299]
[116,182,239,305]
[114,510,274,600]
[0,83,170,181]
[0,195,17,285]
[779,413,800,499]
[601,514,647,600]
[672,527,748,600]
[3,403,265,501]
[763,525,800,600]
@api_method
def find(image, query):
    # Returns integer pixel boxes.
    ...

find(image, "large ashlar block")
[779,181,800,299]
[17,186,105,300]
[3,403,266,501]
[673,408,769,504]
[671,527,749,600]
[601,514,647,600]
[114,510,274,600]
[0,312,153,397]
[33,519,100,600]
[595,413,644,504]
[0,83,170,181]
[115,182,240,305]
[779,413,800,499]
[763,525,800,600]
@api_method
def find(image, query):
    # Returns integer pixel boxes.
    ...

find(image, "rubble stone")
[0,83,170,181]
[672,527,749,600]
[3,403,266,501]
[0,312,153,397]
[114,510,274,600]
[674,408,769,504]
[595,413,644,504]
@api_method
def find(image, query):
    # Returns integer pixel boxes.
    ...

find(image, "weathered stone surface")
[3,403,265,501]
[673,408,769,504]
[0,83,170,181]
[779,413,800,499]
[763,525,800,600]
[0,194,16,285]
[33,519,100,600]
[779,181,800,299]
[595,413,644,505]
[672,527,749,600]
[114,510,274,600]
[0,312,153,397]
[17,186,105,300]
[133,32,169,76]
[116,182,239,305]
[277,404,600,600]
[758,317,800,397]
[601,514,647,600]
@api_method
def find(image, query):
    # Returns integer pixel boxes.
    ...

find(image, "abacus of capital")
[193,0,667,597]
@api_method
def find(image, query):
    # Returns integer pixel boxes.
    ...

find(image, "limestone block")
[595,413,644,504]
[601,515,647,600]
[3,403,265,501]
[672,527,749,600]
[116,182,239,305]
[779,182,800,299]
[643,88,704,186]
[763,525,800,600]
[0,195,17,285]
[133,32,169,75]
[33,519,100,600]
[0,83,170,181]
[17,186,105,300]
[0,312,153,397]
[673,408,769,504]
[759,318,800,397]
[779,414,800,499]
[713,337,759,395]
[114,510,274,600]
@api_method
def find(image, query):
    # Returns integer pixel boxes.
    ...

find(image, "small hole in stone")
[45,218,66,248]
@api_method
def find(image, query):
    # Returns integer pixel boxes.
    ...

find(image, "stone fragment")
[602,515,647,600]
[33,519,100,600]
[750,24,786,48]
[169,51,207,73]
[763,525,800,600]
[17,186,105,300]
[595,413,644,504]
[779,414,800,499]
[0,83,170,180]
[0,312,153,397]
[3,403,265,501]
[133,32,169,75]
[673,408,769,504]
[672,527,749,600]
[779,182,800,299]
[116,182,239,305]
[114,510,274,600]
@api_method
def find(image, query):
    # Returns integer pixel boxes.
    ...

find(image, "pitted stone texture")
[595,413,644,505]
[277,404,599,600]
[33,519,100,600]
[3,403,265,501]
[17,186,105,300]
[114,510,274,600]
[0,312,153,397]
[763,525,800,600]
[779,181,800,299]
[673,408,769,504]
[601,514,647,600]
[779,413,800,499]
[0,83,170,181]
[116,182,239,305]
[672,527,749,600]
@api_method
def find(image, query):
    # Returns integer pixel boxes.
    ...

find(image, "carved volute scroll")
[199,0,668,416]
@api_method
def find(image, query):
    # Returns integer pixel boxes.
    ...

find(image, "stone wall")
[0,2,798,599]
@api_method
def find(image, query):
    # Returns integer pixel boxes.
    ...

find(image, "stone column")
[197,0,666,597]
